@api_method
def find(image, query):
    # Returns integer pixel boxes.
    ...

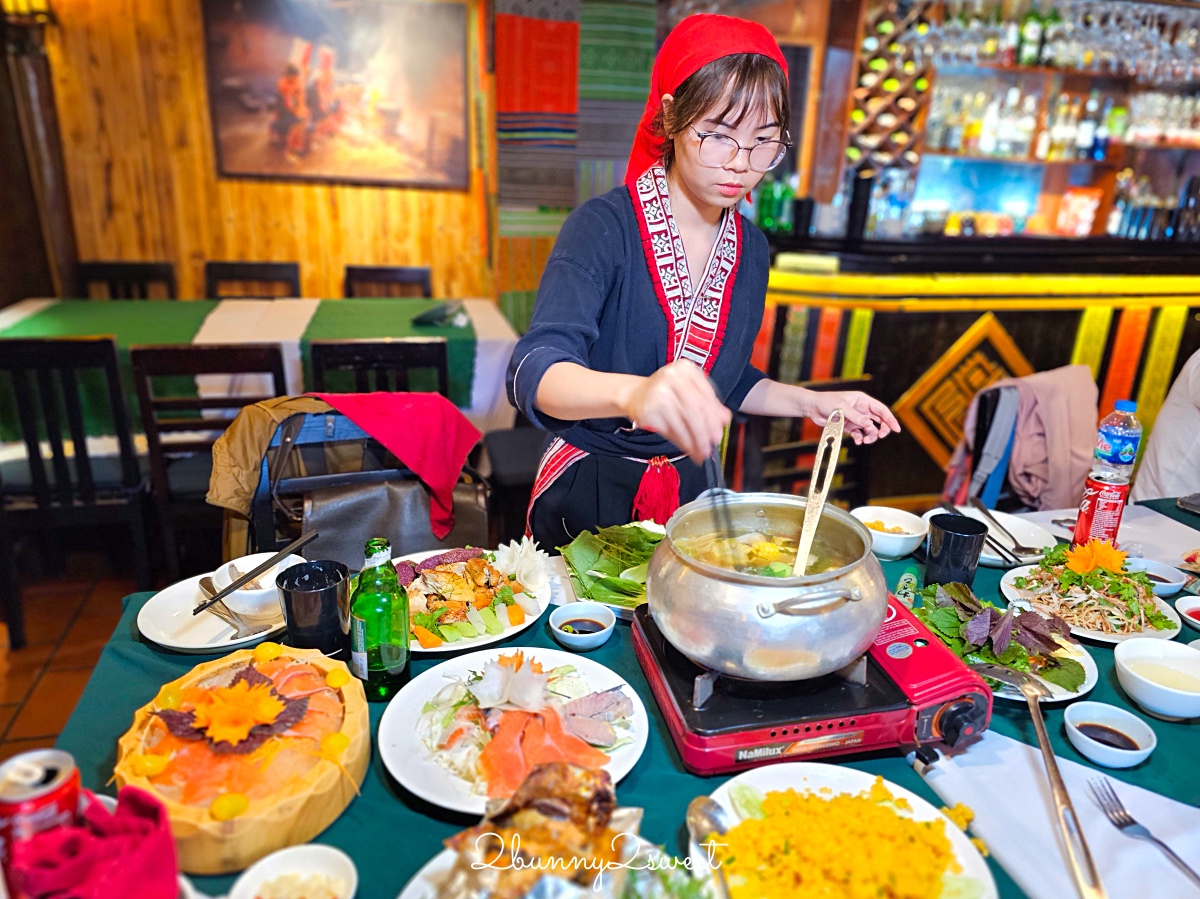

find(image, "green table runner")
[302,299,476,408]
[56,499,1200,898]
[0,300,217,442]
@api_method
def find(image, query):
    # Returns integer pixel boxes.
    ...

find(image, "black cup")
[276,560,351,658]
[924,514,988,589]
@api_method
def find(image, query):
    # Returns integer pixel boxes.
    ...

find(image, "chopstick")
[937,501,1023,567]
[705,451,736,545]
[192,531,319,616]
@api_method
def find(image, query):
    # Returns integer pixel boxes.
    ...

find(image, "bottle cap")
[1115,399,1137,412]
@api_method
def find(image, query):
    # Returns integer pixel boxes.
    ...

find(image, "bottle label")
[1095,426,1141,465]
[350,616,369,679]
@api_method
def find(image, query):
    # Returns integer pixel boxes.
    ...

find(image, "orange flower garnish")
[191,681,285,746]
[1065,539,1126,574]
[496,651,544,674]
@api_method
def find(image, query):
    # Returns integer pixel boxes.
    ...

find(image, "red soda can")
[1073,471,1130,547]
[0,749,80,886]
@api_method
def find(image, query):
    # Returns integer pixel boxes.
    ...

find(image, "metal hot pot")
[645,492,888,681]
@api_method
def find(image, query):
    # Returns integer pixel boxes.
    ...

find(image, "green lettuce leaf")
[1038,656,1087,692]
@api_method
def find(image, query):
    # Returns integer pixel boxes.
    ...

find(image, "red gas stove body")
[632,596,992,776]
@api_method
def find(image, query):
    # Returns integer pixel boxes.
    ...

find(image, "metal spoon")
[198,577,271,641]
[792,409,845,577]
[686,796,733,899]
[967,497,1040,556]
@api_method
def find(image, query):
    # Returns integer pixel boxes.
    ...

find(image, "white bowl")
[549,601,616,651]
[849,506,928,561]
[1063,701,1156,768]
[1125,559,1187,597]
[1176,596,1200,633]
[229,844,357,899]
[212,552,305,621]
[1114,638,1200,720]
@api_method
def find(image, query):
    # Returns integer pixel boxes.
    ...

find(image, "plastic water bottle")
[1092,400,1142,481]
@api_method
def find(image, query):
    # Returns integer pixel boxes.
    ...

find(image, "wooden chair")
[483,412,552,546]
[726,377,873,509]
[309,338,450,396]
[344,265,432,298]
[204,261,300,299]
[76,261,177,299]
[0,337,152,646]
[130,344,287,581]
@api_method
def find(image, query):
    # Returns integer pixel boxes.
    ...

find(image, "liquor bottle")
[962,91,989,153]
[999,0,1021,65]
[995,87,1023,157]
[1046,93,1071,158]
[349,537,409,701]
[1074,91,1101,160]
[946,93,969,152]
[1015,95,1039,157]
[978,95,1002,155]
[1091,97,1113,161]
[1017,0,1044,67]
[1040,3,1063,65]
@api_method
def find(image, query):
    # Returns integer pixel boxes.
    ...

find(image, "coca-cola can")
[1073,472,1131,547]
[0,749,80,884]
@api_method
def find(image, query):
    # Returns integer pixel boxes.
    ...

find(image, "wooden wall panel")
[44,0,492,299]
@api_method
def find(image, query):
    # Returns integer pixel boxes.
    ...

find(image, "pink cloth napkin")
[7,787,178,899]
[312,392,482,539]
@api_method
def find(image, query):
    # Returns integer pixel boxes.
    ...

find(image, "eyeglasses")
[689,125,792,173]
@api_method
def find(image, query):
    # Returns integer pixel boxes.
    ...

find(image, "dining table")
[0,297,519,439]
[55,497,1200,899]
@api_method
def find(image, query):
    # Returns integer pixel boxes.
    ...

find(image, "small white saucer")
[137,574,285,654]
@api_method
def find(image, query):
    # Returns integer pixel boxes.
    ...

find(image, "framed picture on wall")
[201,0,469,189]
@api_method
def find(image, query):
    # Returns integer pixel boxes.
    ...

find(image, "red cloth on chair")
[312,392,482,539]
[8,788,178,899]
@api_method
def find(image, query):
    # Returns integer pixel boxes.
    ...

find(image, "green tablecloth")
[0,299,477,442]
[56,498,1200,899]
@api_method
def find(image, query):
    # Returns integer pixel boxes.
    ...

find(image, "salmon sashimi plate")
[415,651,636,799]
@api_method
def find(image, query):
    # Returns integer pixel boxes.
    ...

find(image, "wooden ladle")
[792,409,845,577]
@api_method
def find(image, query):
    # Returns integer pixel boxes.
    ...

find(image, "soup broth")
[675,530,843,577]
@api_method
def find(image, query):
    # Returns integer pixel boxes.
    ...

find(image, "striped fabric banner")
[576,99,643,156]
[1135,305,1189,436]
[500,290,538,334]
[1070,306,1114,380]
[1098,307,1152,417]
[499,147,578,206]
[497,112,578,147]
[841,308,874,378]
[499,207,570,237]
[579,1,657,102]
[776,306,809,384]
[577,159,625,203]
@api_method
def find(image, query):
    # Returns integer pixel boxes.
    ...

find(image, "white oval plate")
[395,848,455,899]
[378,647,648,816]
[923,506,1056,567]
[1000,565,1182,644]
[991,635,1099,704]
[687,762,997,899]
[395,549,551,655]
[136,574,285,654]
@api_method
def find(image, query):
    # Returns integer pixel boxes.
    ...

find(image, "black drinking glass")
[276,560,351,658]
[924,514,988,588]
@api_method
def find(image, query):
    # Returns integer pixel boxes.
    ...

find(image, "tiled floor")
[0,573,134,761]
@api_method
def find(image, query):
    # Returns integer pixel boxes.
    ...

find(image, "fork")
[1089,778,1200,888]
[968,497,1041,556]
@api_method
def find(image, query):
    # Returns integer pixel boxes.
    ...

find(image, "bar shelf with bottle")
[809,0,1200,247]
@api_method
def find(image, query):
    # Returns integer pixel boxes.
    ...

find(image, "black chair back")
[344,265,432,298]
[130,343,287,580]
[309,338,450,396]
[0,337,142,505]
[204,261,301,299]
[727,377,873,509]
[77,261,177,299]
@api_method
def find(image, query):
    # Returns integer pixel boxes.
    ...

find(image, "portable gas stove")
[632,596,992,775]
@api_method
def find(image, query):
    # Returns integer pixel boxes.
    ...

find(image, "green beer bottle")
[349,537,409,701]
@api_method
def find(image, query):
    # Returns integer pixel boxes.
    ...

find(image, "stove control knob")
[937,698,985,749]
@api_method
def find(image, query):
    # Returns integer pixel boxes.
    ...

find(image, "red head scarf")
[625,14,788,187]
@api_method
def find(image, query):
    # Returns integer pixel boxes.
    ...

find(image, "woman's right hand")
[621,360,731,463]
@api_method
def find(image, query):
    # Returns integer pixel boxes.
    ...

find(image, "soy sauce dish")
[1063,701,1156,768]
[549,602,616,651]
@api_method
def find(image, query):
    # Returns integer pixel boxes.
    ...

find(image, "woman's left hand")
[804,390,900,445]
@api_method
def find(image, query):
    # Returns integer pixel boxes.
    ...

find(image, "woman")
[507,14,899,549]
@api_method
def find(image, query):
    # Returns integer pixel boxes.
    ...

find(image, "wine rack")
[847,0,940,172]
